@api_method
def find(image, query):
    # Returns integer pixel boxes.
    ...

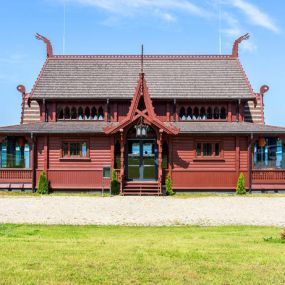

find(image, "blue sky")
[0,0,284,126]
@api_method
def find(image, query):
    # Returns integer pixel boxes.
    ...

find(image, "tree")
[110,169,120,195]
[166,174,175,196]
[236,172,246,195]
[37,171,49,194]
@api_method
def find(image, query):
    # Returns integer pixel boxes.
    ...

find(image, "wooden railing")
[252,170,285,182]
[0,169,32,182]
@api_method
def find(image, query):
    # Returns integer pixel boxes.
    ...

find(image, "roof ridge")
[51,54,234,60]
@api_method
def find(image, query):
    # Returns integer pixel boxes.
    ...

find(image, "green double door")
[127,140,158,181]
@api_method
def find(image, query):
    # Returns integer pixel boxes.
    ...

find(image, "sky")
[0,0,284,126]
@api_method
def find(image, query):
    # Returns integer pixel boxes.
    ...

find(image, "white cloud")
[63,0,211,18]
[231,0,279,33]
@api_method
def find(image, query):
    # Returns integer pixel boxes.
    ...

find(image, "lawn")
[0,225,284,285]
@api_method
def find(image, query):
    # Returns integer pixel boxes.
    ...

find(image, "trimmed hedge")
[110,170,120,195]
[37,171,49,194]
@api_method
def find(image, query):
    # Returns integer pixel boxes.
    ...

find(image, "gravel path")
[0,196,284,226]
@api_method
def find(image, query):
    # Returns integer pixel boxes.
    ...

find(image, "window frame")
[60,139,90,161]
[194,140,224,160]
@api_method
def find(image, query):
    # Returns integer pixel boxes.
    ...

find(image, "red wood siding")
[153,102,167,121]
[36,135,112,189]
[171,135,248,189]
[117,102,130,122]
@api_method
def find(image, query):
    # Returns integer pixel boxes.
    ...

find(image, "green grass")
[0,225,284,285]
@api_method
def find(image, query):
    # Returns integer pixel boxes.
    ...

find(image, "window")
[196,142,221,158]
[254,137,285,169]
[220,107,227,120]
[62,142,87,158]
[186,107,192,120]
[214,107,219,119]
[64,107,70,119]
[179,107,186,120]
[0,138,30,169]
[71,107,77,119]
[179,105,227,121]
[98,107,104,120]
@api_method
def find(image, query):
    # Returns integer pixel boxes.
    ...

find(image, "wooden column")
[166,102,170,121]
[44,135,49,179]
[248,134,254,192]
[168,136,173,178]
[227,102,232,122]
[120,129,124,193]
[236,136,240,178]
[110,136,114,169]
[158,129,163,193]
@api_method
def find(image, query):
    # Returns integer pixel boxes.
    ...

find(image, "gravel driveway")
[0,196,284,226]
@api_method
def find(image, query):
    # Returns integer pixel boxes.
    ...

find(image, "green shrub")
[37,171,49,194]
[236,172,246,195]
[110,170,120,195]
[166,174,175,196]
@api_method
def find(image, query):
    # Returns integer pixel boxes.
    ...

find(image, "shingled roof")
[1,121,285,135]
[31,55,254,100]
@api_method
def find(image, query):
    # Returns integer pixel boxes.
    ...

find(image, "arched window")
[220,107,227,120]
[186,107,192,120]
[71,107,77,120]
[57,108,64,120]
[193,107,199,120]
[207,107,212,119]
[91,107,97,120]
[214,107,220,119]
[98,106,104,121]
[64,107,70,120]
[85,107,90,120]
[78,107,84,120]
[200,107,206,120]
[179,107,186,120]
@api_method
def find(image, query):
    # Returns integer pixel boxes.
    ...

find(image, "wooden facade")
[1,34,285,194]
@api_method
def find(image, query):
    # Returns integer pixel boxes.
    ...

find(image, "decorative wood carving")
[35,33,53,58]
[232,33,250,58]
[104,73,179,135]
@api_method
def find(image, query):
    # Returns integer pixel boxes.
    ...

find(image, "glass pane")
[24,144,30,169]
[143,157,155,166]
[132,143,140,155]
[215,143,220,156]
[203,143,212,156]
[143,143,153,155]
[70,143,80,156]
[1,143,7,168]
[196,143,201,156]
[128,166,140,180]
[15,144,21,167]
[81,142,87,157]
[63,143,69,157]
[143,166,156,180]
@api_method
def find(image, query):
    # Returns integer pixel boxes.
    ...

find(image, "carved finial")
[17,85,26,96]
[141,44,144,74]
[35,33,53,58]
[232,33,250,58]
[260,85,269,96]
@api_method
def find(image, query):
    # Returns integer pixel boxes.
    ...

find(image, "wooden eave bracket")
[104,73,179,135]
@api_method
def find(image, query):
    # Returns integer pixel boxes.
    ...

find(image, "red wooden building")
[1,33,285,194]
